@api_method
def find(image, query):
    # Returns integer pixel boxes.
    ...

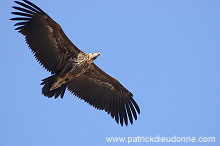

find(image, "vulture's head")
[89,52,101,61]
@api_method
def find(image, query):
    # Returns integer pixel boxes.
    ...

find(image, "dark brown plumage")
[11,0,140,126]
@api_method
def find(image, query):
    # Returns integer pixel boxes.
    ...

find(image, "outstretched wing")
[67,63,140,126]
[11,0,82,73]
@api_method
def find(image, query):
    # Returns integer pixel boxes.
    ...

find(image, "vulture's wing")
[67,63,140,126]
[11,0,82,73]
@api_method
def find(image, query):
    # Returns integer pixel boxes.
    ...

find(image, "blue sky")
[1,0,220,145]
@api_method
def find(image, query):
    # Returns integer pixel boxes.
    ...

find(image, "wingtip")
[14,1,19,4]
[14,1,23,6]
[137,108,141,114]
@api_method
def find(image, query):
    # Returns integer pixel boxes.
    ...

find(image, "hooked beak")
[92,52,101,59]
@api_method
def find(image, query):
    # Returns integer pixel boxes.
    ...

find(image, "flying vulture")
[11,0,140,126]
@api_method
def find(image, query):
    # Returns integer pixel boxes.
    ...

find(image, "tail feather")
[41,74,67,98]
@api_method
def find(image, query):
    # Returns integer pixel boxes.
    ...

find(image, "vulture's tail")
[41,74,67,98]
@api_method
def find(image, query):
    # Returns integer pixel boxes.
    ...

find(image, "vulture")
[11,0,140,126]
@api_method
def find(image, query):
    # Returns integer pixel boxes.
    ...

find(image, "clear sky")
[1,0,220,146]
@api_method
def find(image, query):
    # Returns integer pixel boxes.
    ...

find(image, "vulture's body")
[11,0,140,126]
